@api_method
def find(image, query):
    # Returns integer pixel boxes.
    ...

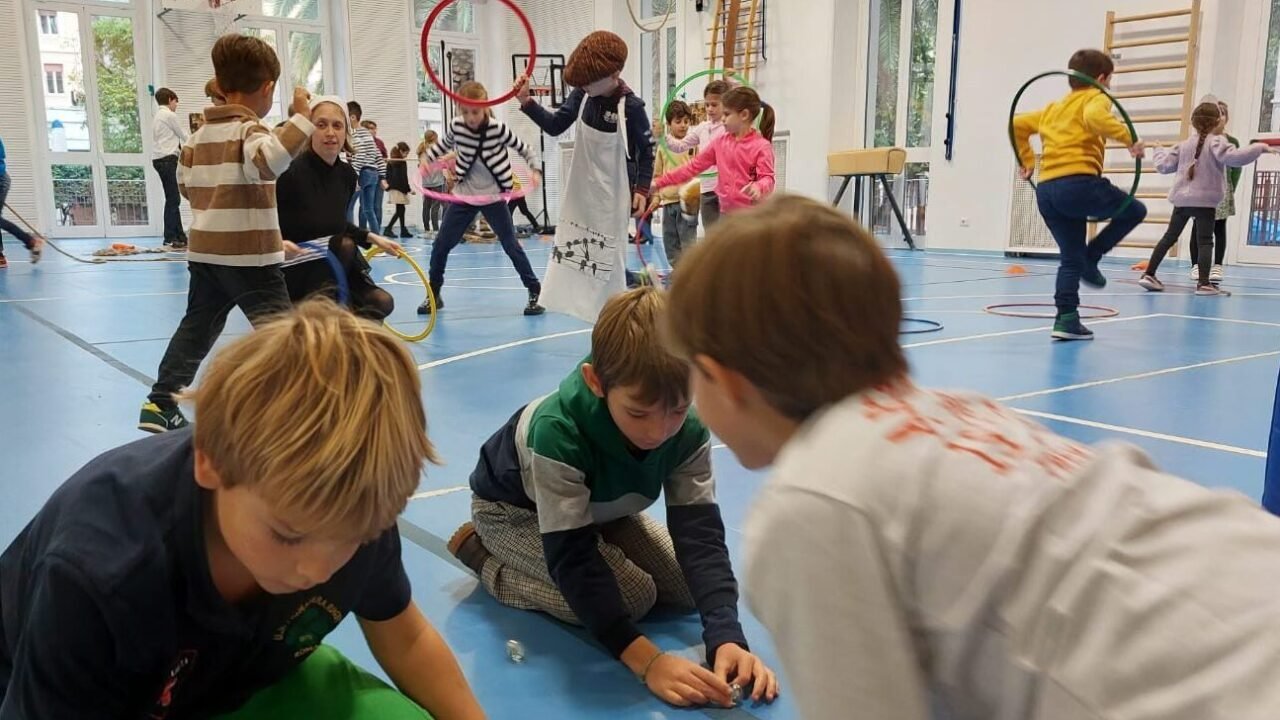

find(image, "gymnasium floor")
[1,232,1277,719]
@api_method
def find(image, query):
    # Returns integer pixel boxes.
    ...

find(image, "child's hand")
[514,75,532,105]
[713,644,781,704]
[644,653,733,707]
[743,183,762,201]
[282,240,304,259]
[290,87,311,116]
[369,234,402,256]
[632,192,647,217]
[1018,166,1034,181]
[1128,141,1146,158]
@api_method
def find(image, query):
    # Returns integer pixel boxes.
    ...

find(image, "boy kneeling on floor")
[0,300,484,720]
[449,287,779,708]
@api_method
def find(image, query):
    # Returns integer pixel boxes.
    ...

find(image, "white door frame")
[239,18,335,125]
[25,0,154,238]
[1234,0,1280,265]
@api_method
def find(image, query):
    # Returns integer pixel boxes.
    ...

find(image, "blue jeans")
[429,201,541,292]
[1035,175,1146,315]
[661,204,699,268]
[372,181,385,228]
[348,168,380,230]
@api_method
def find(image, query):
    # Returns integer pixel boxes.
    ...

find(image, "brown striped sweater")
[178,104,315,266]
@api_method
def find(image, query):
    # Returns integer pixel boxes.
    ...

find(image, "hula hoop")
[411,160,541,206]
[660,68,752,178]
[1008,70,1141,221]
[625,0,674,32]
[900,317,943,334]
[364,246,436,342]
[421,0,535,108]
[984,303,1118,319]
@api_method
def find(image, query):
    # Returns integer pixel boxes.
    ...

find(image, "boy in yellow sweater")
[651,101,700,268]
[1013,49,1146,341]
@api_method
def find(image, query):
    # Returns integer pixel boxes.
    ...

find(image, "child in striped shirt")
[139,34,314,434]
[418,81,544,317]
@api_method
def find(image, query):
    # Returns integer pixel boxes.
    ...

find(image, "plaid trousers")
[470,495,695,625]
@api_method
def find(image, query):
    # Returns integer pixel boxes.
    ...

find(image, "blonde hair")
[417,129,440,157]
[457,81,494,117]
[178,299,439,539]
[592,287,690,408]
[663,195,908,421]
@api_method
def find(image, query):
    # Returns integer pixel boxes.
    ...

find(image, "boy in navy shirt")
[0,301,484,719]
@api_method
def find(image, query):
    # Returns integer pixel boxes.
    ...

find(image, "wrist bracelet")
[639,650,666,685]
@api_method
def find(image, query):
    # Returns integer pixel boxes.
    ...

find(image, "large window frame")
[411,0,477,137]
[239,3,333,128]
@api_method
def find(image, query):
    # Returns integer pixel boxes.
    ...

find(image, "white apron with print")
[539,95,630,323]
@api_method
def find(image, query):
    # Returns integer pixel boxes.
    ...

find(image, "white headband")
[309,95,347,114]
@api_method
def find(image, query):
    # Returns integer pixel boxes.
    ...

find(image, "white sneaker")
[1191,266,1200,281]
[1196,283,1229,296]
[1210,264,1224,283]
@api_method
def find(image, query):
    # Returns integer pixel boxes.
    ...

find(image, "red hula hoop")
[633,204,664,283]
[421,0,536,108]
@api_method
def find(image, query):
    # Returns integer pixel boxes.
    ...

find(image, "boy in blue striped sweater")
[418,81,544,316]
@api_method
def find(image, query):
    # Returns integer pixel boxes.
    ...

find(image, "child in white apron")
[516,30,656,323]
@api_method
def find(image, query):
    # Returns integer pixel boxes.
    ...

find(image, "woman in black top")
[276,97,402,320]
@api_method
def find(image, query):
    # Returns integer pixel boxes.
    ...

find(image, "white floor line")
[998,349,1280,402]
[1013,409,1266,458]
[903,314,1158,349]
[417,328,592,370]
[410,485,471,500]
[1155,313,1280,329]
[0,290,187,304]
[901,291,1144,302]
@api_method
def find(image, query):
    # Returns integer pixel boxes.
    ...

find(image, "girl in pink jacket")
[654,88,776,214]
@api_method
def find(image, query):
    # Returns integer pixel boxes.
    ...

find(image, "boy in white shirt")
[662,193,1280,720]
[152,87,190,248]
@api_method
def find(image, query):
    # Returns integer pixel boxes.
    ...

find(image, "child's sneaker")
[1210,264,1224,284]
[1138,274,1164,292]
[524,289,545,316]
[1196,283,1229,296]
[417,284,443,314]
[29,236,44,264]
[0,254,7,269]
[1191,266,1200,281]
[399,229,413,239]
[1052,312,1094,341]
[447,522,491,575]
[138,402,190,433]
[1081,262,1107,289]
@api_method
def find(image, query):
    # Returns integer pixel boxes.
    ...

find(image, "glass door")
[1237,0,1280,265]
[29,2,151,238]
[636,0,680,117]
[863,0,938,246]
[413,0,478,134]
[240,23,330,127]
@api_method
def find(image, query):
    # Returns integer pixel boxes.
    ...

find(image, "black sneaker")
[399,230,413,239]
[139,402,190,433]
[524,290,545,316]
[447,522,491,575]
[418,284,443,314]
[1051,312,1094,341]
[1081,262,1107,289]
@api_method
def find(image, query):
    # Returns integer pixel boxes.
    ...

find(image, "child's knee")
[621,574,659,620]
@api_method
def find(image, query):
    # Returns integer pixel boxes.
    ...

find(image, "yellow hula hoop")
[364,246,436,342]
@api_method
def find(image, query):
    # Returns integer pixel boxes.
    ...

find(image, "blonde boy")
[664,194,1280,720]
[1,301,485,719]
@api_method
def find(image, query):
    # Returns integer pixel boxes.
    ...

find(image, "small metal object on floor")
[506,639,525,663]
[729,683,743,705]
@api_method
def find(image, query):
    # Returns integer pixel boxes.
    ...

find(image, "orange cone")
[1131,260,1149,271]
[1006,264,1027,275]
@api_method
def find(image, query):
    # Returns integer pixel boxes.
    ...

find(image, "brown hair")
[457,81,495,117]
[211,34,281,95]
[417,129,440,157]
[722,87,776,142]
[591,287,690,408]
[392,141,410,159]
[704,80,730,98]
[361,119,377,131]
[155,88,177,106]
[178,298,440,539]
[204,78,225,104]
[665,99,692,124]
[1188,102,1222,181]
[663,195,907,421]
[1067,49,1114,89]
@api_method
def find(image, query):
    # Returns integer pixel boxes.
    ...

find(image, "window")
[1260,0,1280,132]
[414,0,474,33]
[261,0,319,22]
[39,11,58,35]
[44,65,64,95]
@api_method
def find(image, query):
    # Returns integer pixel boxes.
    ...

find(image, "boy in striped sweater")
[418,81,544,316]
[139,34,315,433]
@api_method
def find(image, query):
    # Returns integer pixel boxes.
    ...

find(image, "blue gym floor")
[2,233,1277,719]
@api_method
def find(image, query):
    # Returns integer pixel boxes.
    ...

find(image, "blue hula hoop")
[900,317,943,334]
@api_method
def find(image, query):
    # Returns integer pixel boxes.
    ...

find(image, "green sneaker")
[139,402,189,434]
[1051,312,1094,341]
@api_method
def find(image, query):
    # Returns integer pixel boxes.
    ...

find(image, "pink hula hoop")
[411,160,541,206]
[421,0,536,108]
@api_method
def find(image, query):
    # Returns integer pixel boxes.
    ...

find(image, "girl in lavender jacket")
[1139,102,1275,295]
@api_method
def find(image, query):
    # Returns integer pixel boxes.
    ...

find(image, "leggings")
[1188,218,1228,267]
[385,204,407,234]
[508,197,539,228]
[1146,206,1216,285]
[421,188,444,231]
[284,233,394,320]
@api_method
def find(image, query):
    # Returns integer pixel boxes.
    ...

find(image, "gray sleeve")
[524,453,594,533]
[664,442,716,507]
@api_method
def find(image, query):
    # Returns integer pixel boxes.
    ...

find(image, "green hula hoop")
[1008,69,1141,221]
[660,68,753,180]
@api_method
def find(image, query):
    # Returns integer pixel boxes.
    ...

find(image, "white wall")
[0,0,39,225]
[927,0,1229,253]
